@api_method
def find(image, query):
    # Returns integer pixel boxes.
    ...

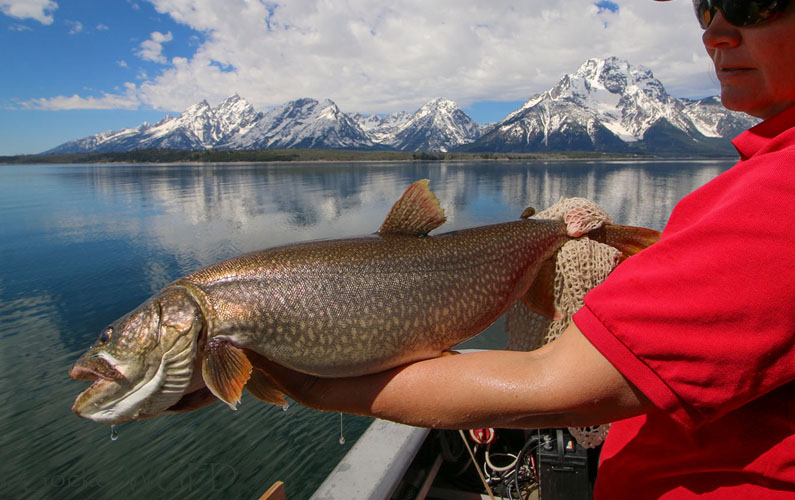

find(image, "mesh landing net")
[506,197,624,449]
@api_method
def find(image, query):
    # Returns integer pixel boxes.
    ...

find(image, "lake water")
[0,159,735,500]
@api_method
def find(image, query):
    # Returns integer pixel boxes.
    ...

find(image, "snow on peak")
[45,62,752,156]
[352,98,481,152]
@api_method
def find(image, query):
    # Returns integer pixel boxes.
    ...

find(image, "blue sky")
[0,0,717,155]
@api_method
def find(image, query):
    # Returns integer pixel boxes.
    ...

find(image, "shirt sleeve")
[573,150,795,429]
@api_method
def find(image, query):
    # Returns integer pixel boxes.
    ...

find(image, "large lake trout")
[69,180,659,424]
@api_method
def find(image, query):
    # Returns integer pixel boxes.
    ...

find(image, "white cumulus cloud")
[23,0,719,116]
[136,30,173,64]
[134,0,715,114]
[0,0,57,24]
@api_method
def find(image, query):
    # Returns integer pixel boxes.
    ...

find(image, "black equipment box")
[537,429,593,500]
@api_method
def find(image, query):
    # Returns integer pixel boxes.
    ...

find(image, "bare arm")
[257,322,654,429]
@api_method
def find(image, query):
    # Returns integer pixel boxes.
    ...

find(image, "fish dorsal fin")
[379,179,446,236]
[201,338,252,410]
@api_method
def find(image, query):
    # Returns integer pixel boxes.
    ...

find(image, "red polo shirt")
[573,105,795,499]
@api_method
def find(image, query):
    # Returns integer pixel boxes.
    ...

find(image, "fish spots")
[192,218,569,377]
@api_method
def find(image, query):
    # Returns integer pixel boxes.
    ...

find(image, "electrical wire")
[485,451,518,472]
[513,431,541,499]
[458,429,496,500]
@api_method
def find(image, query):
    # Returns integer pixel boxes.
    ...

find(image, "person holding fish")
[254,1,795,498]
[69,0,795,498]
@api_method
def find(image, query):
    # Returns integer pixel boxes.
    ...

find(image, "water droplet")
[282,403,290,412]
[110,425,119,441]
[338,413,345,445]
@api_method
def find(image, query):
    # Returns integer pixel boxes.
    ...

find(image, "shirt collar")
[732,104,795,161]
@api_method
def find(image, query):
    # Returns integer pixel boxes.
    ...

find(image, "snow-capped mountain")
[354,99,482,152]
[50,94,259,152]
[464,57,757,154]
[223,98,377,150]
[47,96,480,153]
[351,111,412,144]
[46,57,757,155]
[681,96,759,139]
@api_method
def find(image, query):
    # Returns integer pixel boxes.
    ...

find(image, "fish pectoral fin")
[201,338,252,410]
[379,179,446,236]
[245,367,288,407]
[520,256,563,320]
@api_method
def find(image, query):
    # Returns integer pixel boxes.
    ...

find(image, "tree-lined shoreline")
[0,148,734,165]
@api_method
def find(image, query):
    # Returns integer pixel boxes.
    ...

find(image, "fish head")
[69,286,206,424]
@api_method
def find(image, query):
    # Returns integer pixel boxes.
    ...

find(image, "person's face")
[703,3,795,119]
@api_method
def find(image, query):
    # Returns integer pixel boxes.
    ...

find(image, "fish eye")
[97,327,113,345]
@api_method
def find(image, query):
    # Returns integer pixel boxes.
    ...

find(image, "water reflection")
[0,159,734,500]
[44,160,728,260]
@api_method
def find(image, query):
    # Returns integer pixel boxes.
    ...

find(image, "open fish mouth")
[69,356,127,416]
[69,357,125,383]
[70,333,203,423]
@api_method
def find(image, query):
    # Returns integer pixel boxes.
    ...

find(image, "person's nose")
[702,10,741,49]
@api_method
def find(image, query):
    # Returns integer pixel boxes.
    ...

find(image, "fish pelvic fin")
[201,338,252,410]
[245,366,288,407]
[379,179,446,236]
[521,256,563,320]
[586,224,661,259]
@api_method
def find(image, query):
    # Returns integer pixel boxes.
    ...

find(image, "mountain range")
[46,57,758,156]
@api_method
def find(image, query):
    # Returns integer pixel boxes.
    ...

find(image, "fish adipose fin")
[201,338,252,410]
[521,256,563,320]
[379,179,447,236]
[245,366,288,407]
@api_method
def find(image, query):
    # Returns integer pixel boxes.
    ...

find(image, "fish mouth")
[69,357,125,383]
[69,355,131,421]
[70,338,202,423]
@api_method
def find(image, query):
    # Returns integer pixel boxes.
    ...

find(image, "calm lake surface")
[0,159,735,500]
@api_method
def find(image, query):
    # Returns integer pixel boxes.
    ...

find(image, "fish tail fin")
[587,224,661,258]
[201,338,252,410]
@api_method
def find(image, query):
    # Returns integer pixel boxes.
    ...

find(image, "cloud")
[135,0,714,113]
[66,19,82,34]
[0,0,57,24]
[24,0,718,114]
[97,23,109,31]
[136,30,173,64]
[19,84,141,110]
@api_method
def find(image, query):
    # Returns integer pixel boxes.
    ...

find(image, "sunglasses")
[693,0,789,28]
